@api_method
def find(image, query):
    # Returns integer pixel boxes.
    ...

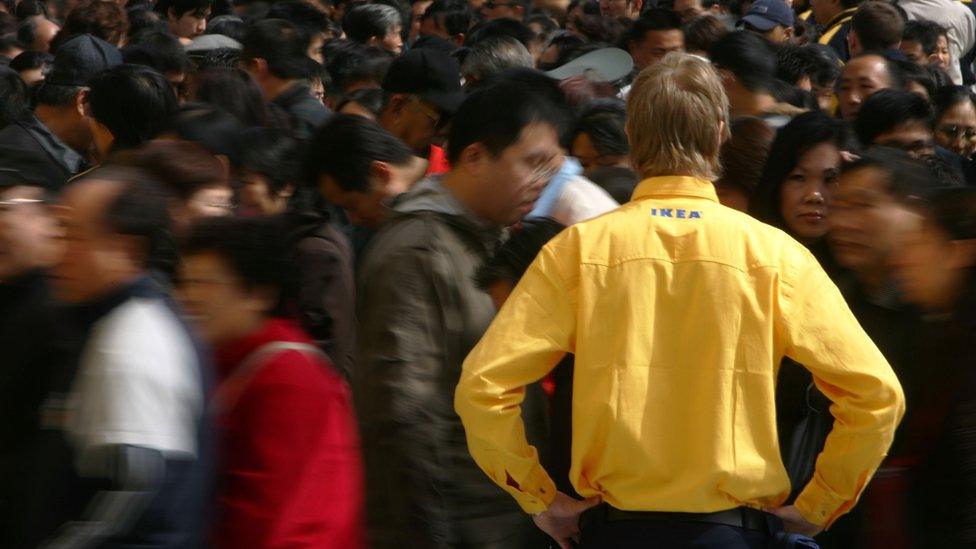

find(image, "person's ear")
[453,33,465,47]
[366,35,381,48]
[784,26,793,41]
[369,160,394,191]
[76,89,89,118]
[458,142,487,175]
[279,184,295,199]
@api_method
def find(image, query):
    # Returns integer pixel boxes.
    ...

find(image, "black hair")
[154,0,212,19]
[34,82,83,107]
[239,127,300,193]
[840,0,863,9]
[777,45,828,87]
[933,86,976,124]
[343,3,401,44]
[915,187,976,240]
[16,15,39,47]
[171,102,245,163]
[242,18,312,80]
[14,0,47,19]
[925,65,952,90]
[474,217,565,289]
[205,14,246,42]
[184,215,290,294]
[126,6,169,36]
[710,30,776,93]
[336,86,385,117]
[0,34,24,57]
[325,42,394,92]
[8,49,51,72]
[854,88,933,145]
[525,13,558,35]
[448,75,564,164]
[567,0,601,15]
[123,30,192,74]
[83,166,177,275]
[683,14,728,54]
[841,146,942,198]
[267,0,331,44]
[572,99,628,156]
[421,0,474,38]
[625,9,683,45]
[464,18,535,49]
[902,19,946,56]
[894,58,936,98]
[804,43,842,88]
[193,67,269,127]
[87,64,179,152]
[0,64,28,125]
[483,67,572,146]
[770,79,819,110]
[304,113,414,192]
[752,111,858,233]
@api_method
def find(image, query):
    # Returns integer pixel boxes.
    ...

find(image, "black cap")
[46,34,123,87]
[382,48,464,115]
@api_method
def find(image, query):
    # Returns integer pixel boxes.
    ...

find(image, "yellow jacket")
[455,176,905,528]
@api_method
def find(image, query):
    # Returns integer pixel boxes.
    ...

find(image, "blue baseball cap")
[740,0,794,31]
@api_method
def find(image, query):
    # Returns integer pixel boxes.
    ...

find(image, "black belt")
[580,504,780,534]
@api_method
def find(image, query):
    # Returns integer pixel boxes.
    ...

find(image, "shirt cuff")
[506,461,558,514]
[793,470,867,528]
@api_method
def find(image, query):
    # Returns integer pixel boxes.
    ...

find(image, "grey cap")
[544,48,634,83]
[185,34,243,54]
[46,34,123,87]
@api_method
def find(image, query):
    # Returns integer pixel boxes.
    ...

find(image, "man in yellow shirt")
[455,53,905,548]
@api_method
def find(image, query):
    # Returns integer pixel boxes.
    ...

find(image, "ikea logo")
[650,208,702,219]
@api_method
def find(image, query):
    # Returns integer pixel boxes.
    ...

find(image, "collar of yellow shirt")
[630,175,719,204]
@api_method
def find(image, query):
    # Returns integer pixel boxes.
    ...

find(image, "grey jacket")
[355,178,540,548]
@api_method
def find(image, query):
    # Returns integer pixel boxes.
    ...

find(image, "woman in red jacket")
[179,215,365,548]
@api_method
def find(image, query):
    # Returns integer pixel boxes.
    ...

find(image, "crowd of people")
[1,0,975,545]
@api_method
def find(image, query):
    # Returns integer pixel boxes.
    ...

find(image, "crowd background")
[1,0,976,545]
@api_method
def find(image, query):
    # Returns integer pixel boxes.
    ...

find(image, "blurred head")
[122,30,193,99]
[167,103,246,166]
[848,1,903,57]
[343,3,403,54]
[56,0,129,49]
[683,14,728,58]
[715,116,774,212]
[237,128,299,216]
[627,53,729,180]
[752,111,856,243]
[674,0,717,24]
[599,0,641,20]
[154,0,211,39]
[52,168,173,303]
[336,87,385,120]
[892,188,976,312]
[0,183,60,280]
[829,147,939,274]
[855,89,934,158]
[775,44,841,111]
[85,64,180,158]
[896,58,936,101]
[0,65,29,126]
[838,53,902,121]
[265,0,333,63]
[570,99,629,175]
[474,217,565,308]
[709,30,777,116]
[242,19,313,97]
[627,10,684,71]
[180,216,287,345]
[461,35,533,88]
[9,50,52,88]
[809,0,855,26]
[932,86,976,159]
[307,114,419,228]
[419,0,473,46]
[447,77,564,225]
[192,67,270,127]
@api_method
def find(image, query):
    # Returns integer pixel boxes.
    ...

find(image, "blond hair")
[626,53,731,181]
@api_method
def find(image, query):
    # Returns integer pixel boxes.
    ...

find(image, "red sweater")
[212,319,366,548]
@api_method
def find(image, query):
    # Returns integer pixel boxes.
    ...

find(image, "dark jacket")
[272,82,332,140]
[355,177,541,548]
[0,114,90,190]
[286,212,357,379]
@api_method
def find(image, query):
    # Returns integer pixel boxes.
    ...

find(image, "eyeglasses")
[529,160,560,184]
[939,125,976,142]
[0,197,46,213]
[410,97,446,130]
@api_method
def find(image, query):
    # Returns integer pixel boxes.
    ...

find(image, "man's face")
[410,0,433,42]
[829,166,912,273]
[0,186,61,280]
[50,180,134,303]
[630,29,685,71]
[466,122,562,225]
[600,0,637,19]
[380,26,404,54]
[673,0,704,23]
[838,55,892,121]
[762,24,792,44]
[308,32,326,63]
[483,0,523,20]
[872,121,935,159]
[319,175,392,229]
[383,95,446,155]
[169,8,210,39]
[899,39,926,65]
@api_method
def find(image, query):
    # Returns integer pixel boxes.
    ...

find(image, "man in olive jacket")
[355,79,564,548]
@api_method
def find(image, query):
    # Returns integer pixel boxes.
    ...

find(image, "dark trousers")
[580,520,769,548]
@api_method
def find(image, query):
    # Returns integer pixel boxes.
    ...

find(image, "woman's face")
[780,142,841,243]
[891,210,973,312]
[936,100,976,159]
[570,132,629,174]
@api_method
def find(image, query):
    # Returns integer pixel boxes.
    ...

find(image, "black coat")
[0,114,89,190]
